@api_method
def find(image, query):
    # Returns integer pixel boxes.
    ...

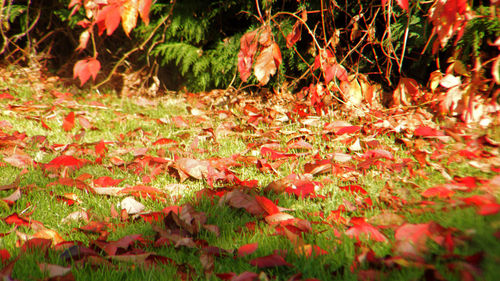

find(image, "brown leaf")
[38,263,72,279]
[219,190,266,216]
[3,153,33,168]
[254,43,281,85]
[200,252,214,278]
[176,158,209,180]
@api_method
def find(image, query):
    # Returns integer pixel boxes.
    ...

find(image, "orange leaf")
[139,0,152,25]
[254,43,280,85]
[73,58,101,86]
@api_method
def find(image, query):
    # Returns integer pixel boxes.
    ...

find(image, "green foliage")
[457,6,500,61]
[142,0,254,91]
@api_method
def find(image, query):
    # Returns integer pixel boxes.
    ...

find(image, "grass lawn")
[0,68,499,281]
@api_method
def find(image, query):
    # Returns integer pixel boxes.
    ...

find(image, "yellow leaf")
[121,0,138,36]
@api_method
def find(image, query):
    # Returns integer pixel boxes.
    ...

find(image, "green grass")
[0,73,499,281]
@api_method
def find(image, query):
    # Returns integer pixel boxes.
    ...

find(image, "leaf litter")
[0,71,499,280]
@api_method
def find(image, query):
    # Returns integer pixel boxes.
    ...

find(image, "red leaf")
[99,234,142,256]
[414,126,445,137]
[364,149,394,160]
[421,186,454,198]
[21,238,52,253]
[5,213,43,228]
[255,196,280,216]
[0,92,15,99]
[93,176,123,187]
[284,179,319,199]
[153,138,177,146]
[325,63,348,83]
[477,203,500,216]
[249,254,292,268]
[396,0,409,11]
[461,194,495,206]
[238,30,258,82]
[45,155,86,170]
[95,140,107,156]
[237,243,258,257]
[62,112,75,132]
[394,223,431,256]
[286,20,302,48]
[0,249,10,263]
[73,58,101,86]
[260,146,295,160]
[96,2,121,36]
[339,185,368,195]
[345,218,387,242]
[41,119,51,130]
[335,125,361,135]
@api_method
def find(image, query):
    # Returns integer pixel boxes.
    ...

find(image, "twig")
[255,0,264,23]
[399,6,412,73]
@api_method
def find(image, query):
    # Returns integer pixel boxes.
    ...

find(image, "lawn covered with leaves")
[0,70,499,281]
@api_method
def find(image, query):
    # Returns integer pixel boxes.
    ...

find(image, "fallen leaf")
[93,176,123,187]
[238,243,258,257]
[38,263,72,278]
[345,218,387,242]
[119,196,145,214]
[249,254,292,268]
